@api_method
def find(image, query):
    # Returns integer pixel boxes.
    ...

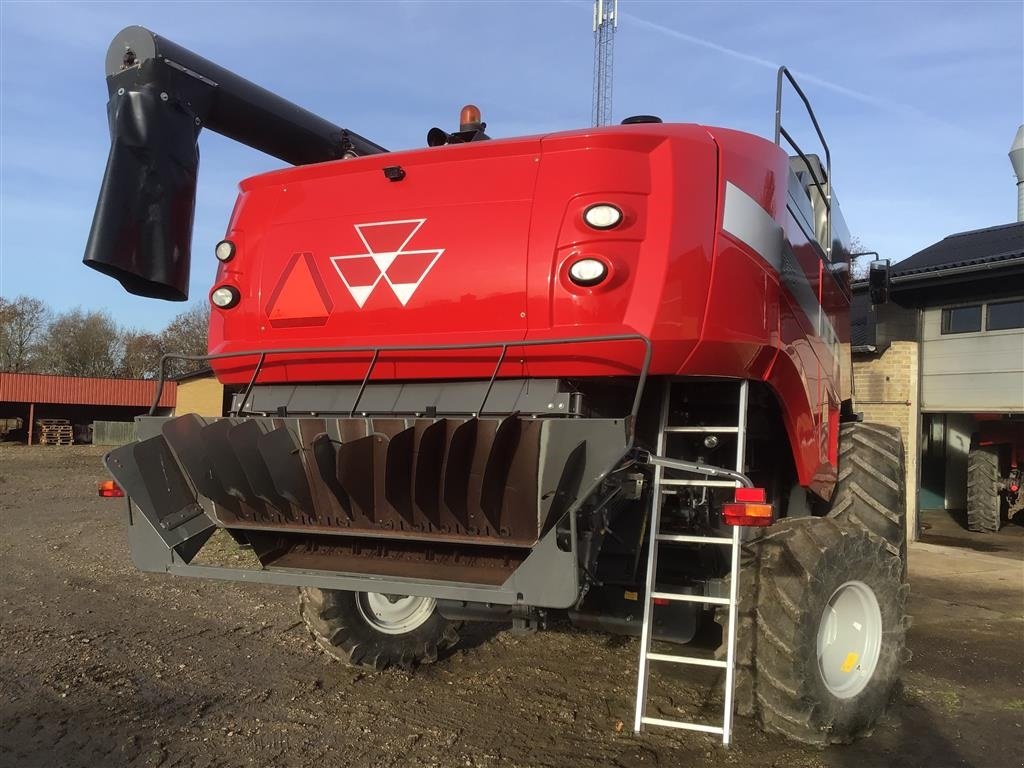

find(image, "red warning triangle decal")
[265,252,334,328]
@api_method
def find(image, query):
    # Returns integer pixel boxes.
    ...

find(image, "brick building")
[173,368,228,417]
[853,221,1024,537]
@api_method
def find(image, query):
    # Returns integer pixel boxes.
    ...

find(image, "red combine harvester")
[86,27,908,746]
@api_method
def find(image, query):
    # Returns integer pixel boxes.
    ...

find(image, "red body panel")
[208,123,849,492]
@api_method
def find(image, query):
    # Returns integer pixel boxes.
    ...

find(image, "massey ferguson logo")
[330,219,444,308]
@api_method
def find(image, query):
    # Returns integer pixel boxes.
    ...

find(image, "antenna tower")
[591,0,618,127]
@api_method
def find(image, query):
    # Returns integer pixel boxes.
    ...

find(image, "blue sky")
[1,0,1021,332]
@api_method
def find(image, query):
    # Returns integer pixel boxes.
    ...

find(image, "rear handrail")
[151,334,653,420]
[774,66,832,258]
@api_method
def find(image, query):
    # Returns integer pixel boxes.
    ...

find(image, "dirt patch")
[1,445,1021,767]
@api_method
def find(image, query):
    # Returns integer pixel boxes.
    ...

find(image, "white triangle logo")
[348,285,374,308]
[329,219,444,308]
[371,252,399,272]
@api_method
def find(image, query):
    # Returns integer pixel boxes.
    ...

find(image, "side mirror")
[868,259,890,305]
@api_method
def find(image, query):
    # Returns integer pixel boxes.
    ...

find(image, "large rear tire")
[299,588,460,670]
[828,423,907,572]
[727,518,907,745]
[967,446,1001,533]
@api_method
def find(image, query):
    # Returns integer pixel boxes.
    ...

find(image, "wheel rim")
[816,580,883,699]
[355,592,436,635]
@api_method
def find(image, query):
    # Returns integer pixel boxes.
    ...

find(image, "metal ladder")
[633,380,749,745]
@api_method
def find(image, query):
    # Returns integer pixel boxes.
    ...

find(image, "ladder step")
[656,534,733,545]
[651,591,730,605]
[663,426,739,433]
[661,479,738,488]
[641,716,724,735]
[635,380,749,747]
[646,652,728,668]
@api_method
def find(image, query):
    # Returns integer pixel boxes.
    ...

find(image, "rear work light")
[210,285,240,308]
[98,480,125,498]
[568,258,609,287]
[583,203,622,230]
[722,487,774,527]
[215,239,236,262]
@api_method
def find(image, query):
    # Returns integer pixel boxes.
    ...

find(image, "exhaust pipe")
[84,26,387,301]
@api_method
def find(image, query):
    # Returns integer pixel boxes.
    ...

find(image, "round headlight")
[568,258,608,287]
[210,285,240,309]
[583,204,622,230]
[215,240,236,262]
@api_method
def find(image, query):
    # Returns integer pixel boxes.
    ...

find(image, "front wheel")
[727,518,908,745]
[299,588,460,670]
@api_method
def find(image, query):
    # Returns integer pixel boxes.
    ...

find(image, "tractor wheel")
[299,587,459,670]
[828,423,907,577]
[966,446,1001,533]
[723,517,907,745]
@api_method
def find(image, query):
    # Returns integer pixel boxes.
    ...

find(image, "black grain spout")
[84,25,386,301]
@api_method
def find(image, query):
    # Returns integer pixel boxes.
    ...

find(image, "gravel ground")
[1,445,1022,768]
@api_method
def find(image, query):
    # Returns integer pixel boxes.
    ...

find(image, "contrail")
[620,10,954,126]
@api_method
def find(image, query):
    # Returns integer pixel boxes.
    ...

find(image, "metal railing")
[151,334,653,420]
[774,66,832,258]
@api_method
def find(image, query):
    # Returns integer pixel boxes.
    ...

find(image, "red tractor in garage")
[86,27,908,747]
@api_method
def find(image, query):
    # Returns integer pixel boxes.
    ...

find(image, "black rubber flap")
[103,435,213,549]
[227,420,290,512]
[258,425,314,511]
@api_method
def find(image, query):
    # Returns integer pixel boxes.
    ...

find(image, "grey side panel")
[537,418,630,528]
[722,181,783,273]
[126,499,576,607]
[500,523,578,608]
[233,378,575,417]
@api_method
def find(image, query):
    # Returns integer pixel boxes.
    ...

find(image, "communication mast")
[591,0,618,127]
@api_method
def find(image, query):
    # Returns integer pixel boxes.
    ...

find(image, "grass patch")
[936,689,961,713]
[904,684,962,714]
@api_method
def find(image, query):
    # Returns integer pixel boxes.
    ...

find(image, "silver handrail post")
[774,66,833,259]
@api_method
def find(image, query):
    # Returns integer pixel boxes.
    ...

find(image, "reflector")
[98,480,125,498]
[265,252,334,327]
[723,487,773,527]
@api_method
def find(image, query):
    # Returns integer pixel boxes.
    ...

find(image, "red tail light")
[98,480,125,498]
[722,487,773,527]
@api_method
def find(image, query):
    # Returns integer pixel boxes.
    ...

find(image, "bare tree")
[160,303,210,377]
[38,308,121,377]
[118,330,164,379]
[0,295,50,372]
[2,297,210,379]
[850,236,877,281]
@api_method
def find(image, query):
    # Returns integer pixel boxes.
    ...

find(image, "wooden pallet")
[35,419,74,446]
